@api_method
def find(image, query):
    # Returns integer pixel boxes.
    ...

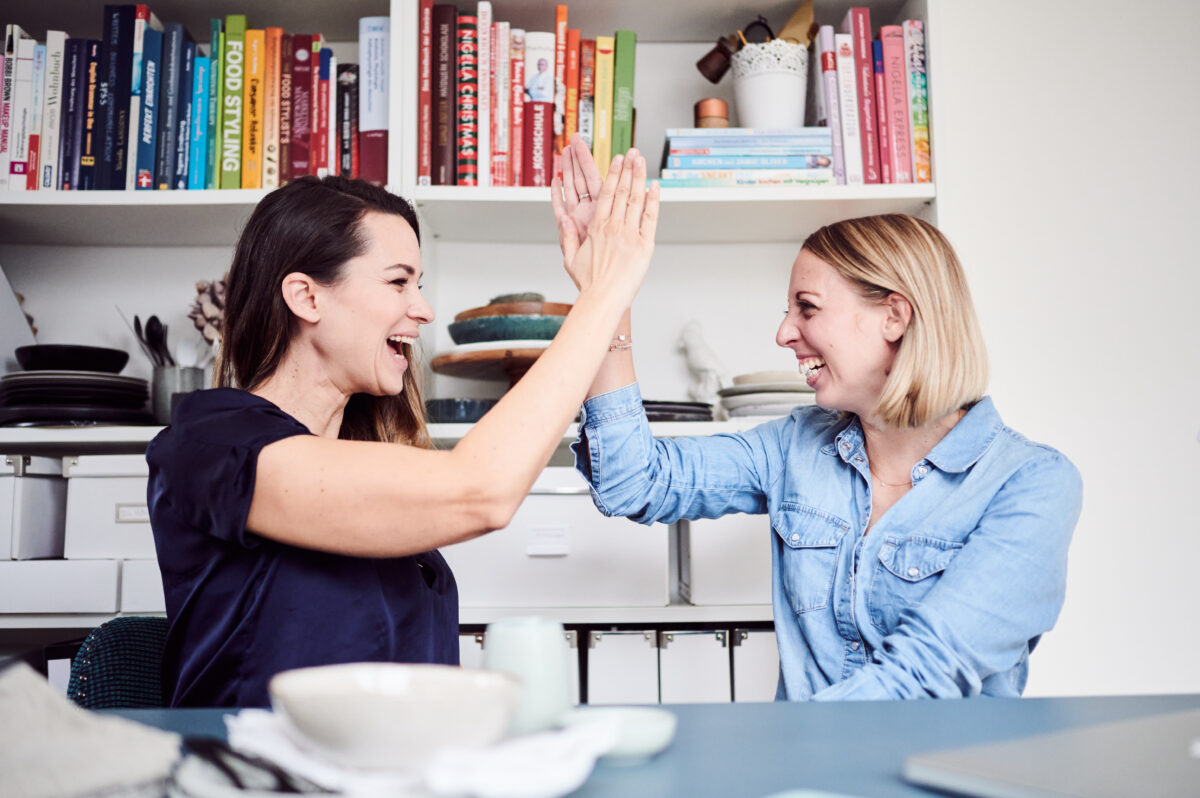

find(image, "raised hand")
[551,135,604,285]
[567,147,660,308]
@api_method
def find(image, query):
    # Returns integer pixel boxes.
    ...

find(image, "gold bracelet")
[608,334,632,352]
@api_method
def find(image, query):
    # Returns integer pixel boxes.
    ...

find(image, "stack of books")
[659,128,835,188]
[417,1,636,188]
[0,9,389,192]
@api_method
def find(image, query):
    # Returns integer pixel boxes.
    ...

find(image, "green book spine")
[611,30,636,155]
[220,14,247,188]
[206,20,222,189]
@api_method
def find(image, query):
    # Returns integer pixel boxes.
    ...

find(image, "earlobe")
[280,272,321,323]
[882,293,913,343]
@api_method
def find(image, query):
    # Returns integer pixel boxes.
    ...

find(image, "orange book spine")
[552,4,567,160]
[564,28,579,144]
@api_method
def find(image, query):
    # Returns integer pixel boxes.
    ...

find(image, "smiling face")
[312,211,432,397]
[776,249,901,418]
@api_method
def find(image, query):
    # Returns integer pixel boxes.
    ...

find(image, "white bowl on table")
[269,662,521,771]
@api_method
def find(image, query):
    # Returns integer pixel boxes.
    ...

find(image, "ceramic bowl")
[561,706,678,763]
[731,369,804,386]
[447,314,565,345]
[425,398,498,423]
[269,663,521,771]
[15,344,129,373]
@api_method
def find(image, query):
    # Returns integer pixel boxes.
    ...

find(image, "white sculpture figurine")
[677,320,730,405]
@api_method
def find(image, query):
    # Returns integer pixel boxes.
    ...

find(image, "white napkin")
[0,662,182,798]
[226,709,620,798]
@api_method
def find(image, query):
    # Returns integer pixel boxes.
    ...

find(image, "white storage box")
[120,559,166,612]
[659,629,732,703]
[0,559,119,612]
[587,630,659,705]
[678,514,772,605]
[63,455,155,559]
[0,455,67,559]
[439,468,669,608]
[732,629,780,702]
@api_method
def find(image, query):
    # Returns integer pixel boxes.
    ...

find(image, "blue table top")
[112,693,1200,798]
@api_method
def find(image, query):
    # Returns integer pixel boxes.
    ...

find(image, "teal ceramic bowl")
[425,398,498,423]
[447,314,565,345]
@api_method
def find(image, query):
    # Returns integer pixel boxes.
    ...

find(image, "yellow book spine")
[592,36,614,178]
[241,29,265,188]
[263,27,283,188]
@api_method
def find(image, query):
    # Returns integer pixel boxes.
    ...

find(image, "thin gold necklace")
[873,473,912,488]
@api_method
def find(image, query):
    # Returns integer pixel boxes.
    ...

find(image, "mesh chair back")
[67,616,169,709]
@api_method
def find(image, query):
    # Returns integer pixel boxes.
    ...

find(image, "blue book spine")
[665,127,834,139]
[666,155,833,169]
[155,23,184,188]
[135,28,162,189]
[664,146,833,156]
[188,55,210,189]
[173,39,194,189]
[99,4,136,190]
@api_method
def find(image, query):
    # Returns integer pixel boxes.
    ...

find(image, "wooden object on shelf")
[453,300,571,321]
[430,345,546,386]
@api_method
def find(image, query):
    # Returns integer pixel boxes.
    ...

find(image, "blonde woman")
[553,136,1082,700]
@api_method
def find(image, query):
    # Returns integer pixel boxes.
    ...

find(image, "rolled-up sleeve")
[571,382,786,525]
[812,451,1083,701]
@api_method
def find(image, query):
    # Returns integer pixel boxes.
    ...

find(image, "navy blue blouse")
[146,388,459,708]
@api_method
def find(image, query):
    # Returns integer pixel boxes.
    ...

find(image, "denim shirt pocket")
[772,505,850,615]
[868,535,963,633]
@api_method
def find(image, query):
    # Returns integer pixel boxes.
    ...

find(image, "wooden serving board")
[430,346,547,386]
[453,301,572,322]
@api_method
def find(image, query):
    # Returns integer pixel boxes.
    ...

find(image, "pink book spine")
[880,25,911,184]
[872,40,891,183]
[840,7,880,183]
[817,26,845,185]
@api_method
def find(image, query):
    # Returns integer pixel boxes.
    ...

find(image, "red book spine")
[564,28,579,144]
[289,34,313,178]
[841,8,881,183]
[522,100,552,186]
[417,0,433,185]
[278,35,294,185]
[508,30,525,186]
[455,15,479,186]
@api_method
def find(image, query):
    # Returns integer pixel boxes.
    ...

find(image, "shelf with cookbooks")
[392,0,937,243]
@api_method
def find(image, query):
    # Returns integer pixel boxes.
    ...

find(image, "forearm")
[450,289,628,521]
[586,309,636,399]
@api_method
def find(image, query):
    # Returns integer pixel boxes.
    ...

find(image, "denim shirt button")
[790,533,800,542]
[850,641,860,651]
[907,567,920,577]
[918,466,928,475]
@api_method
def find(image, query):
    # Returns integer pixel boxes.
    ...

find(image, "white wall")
[3,0,1197,697]
[930,0,1200,695]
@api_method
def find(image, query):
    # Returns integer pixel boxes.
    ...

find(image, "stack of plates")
[0,370,153,426]
[719,370,815,418]
[643,401,713,422]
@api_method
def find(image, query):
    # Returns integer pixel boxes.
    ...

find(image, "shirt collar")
[824,396,1002,473]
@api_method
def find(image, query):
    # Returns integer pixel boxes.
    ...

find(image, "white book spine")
[326,53,338,177]
[27,44,45,190]
[493,21,510,185]
[476,1,492,187]
[1,25,33,189]
[834,33,863,185]
[358,17,389,134]
[7,36,35,192]
[40,32,66,190]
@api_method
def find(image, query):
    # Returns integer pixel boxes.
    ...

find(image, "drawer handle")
[527,486,591,496]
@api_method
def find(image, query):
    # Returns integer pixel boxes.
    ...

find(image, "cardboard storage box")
[678,514,772,605]
[439,468,669,608]
[0,455,67,559]
[63,455,155,559]
[0,559,119,613]
[120,559,166,612]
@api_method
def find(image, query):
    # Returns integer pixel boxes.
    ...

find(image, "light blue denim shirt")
[572,383,1082,701]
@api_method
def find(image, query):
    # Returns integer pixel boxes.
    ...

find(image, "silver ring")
[579,192,591,200]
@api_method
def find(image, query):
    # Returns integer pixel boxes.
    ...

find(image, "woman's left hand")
[551,134,604,286]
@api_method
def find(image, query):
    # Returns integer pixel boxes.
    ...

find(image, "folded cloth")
[0,661,181,798]
[225,709,620,798]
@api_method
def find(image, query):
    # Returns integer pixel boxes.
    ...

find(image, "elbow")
[465,480,523,536]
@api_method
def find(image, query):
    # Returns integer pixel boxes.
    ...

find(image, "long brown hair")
[216,175,432,448]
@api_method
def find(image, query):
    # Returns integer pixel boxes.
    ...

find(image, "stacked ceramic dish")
[643,400,713,422]
[718,369,816,419]
[0,344,153,426]
[446,293,571,346]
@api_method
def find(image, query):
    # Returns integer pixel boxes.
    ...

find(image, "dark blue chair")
[67,616,169,709]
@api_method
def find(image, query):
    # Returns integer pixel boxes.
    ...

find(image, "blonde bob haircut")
[801,213,988,428]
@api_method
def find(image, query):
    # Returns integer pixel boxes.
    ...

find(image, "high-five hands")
[551,137,660,304]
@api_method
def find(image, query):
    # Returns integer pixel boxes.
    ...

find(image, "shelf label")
[115,504,151,523]
[526,525,570,557]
